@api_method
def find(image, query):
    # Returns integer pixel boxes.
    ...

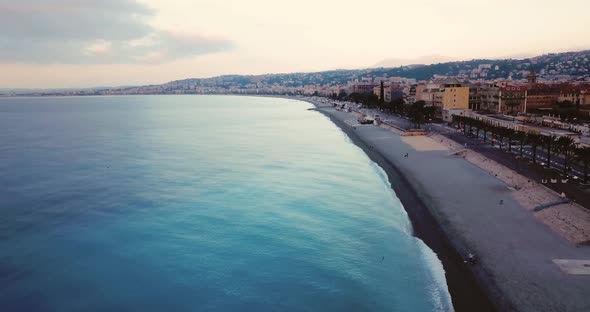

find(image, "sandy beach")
[304,99,590,312]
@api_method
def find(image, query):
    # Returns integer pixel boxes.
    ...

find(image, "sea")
[0,95,453,311]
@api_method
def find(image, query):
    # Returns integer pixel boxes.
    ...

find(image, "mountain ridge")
[161,49,590,88]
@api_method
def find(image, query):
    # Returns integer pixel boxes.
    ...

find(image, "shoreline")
[299,97,590,312]
[307,102,496,311]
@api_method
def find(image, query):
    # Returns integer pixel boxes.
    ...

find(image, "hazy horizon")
[0,50,581,91]
[1,0,589,88]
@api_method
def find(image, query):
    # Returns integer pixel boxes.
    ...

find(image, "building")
[559,86,590,106]
[414,79,469,121]
[526,85,560,110]
[350,81,378,94]
[404,85,417,104]
[477,83,527,115]
[525,71,560,110]
[527,71,537,89]
[434,83,470,121]
[373,83,404,103]
[499,85,527,114]
[466,83,482,111]
[414,84,429,103]
[479,85,500,113]
[425,79,468,121]
[415,82,441,106]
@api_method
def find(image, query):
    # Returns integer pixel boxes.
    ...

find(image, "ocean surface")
[0,95,452,311]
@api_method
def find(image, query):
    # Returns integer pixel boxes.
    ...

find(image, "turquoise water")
[0,95,452,311]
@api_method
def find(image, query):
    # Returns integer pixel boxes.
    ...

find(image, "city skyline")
[1,0,589,88]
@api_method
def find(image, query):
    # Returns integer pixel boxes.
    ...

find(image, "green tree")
[408,101,426,129]
[515,131,527,157]
[350,92,362,104]
[527,133,543,164]
[338,90,347,99]
[556,136,577,174]
[482,122,490,144]
[452,115,461,131]
[366,93,379,108]
[459,116,469,135]
[490,125,502,148]
[390,98,404,115]
[541,135,557,168]
[575,146,590,183]
[423,106,436,122]
[473,119,484,140]
[504,128,516,152]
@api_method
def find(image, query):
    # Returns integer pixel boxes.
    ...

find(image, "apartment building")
[373,83,404,103]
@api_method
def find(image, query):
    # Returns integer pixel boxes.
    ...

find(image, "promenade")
[308,101,590,312]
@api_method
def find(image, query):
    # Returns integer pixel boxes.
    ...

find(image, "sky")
[0,0,589,88]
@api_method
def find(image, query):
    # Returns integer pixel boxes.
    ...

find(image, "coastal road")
[428,123,588,180]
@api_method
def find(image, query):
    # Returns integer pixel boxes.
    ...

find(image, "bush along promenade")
[451,115,590,184]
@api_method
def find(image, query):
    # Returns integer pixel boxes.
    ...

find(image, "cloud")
[0,0,233,64]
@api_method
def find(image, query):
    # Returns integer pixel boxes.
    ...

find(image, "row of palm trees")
[452,115,590,182]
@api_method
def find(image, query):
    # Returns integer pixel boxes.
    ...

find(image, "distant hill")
[9,50,590,96]
[152,50,590,92]
[372,55,456,68]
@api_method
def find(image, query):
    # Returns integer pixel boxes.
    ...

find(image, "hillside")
[151,50,590,92]
[6,50,589,96]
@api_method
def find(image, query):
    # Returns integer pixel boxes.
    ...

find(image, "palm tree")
[408,101,426,129]
[451,115,461,125]
[505,128,516,153]
[496,126,505,149]
[482,122,490,144]
[556,136,577,174]
[473,119,483,140]
[392,98,404,115]
[527,133,543,164]
[452,115,462,130]
[574,146,590,183]
[516,131,527,157]
[541,135,557,168]
[490,124,497,147]
[462,116,468,135]
[467,117,477,137]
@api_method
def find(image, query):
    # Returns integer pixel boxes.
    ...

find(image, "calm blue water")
[0,95,452,311]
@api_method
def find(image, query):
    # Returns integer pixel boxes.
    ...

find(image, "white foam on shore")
[416,238,455,311]
[373,163,454,311]
[371,162,413,234]
[317,106,455,311]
